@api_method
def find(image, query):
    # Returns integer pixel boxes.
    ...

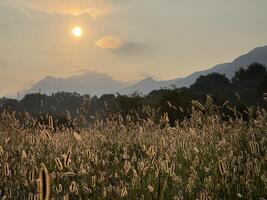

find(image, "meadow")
[0,99,266,200]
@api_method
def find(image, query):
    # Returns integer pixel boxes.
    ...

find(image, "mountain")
[12,45,267,98]
[23,71,127,97]
[172,45,267,87]
[120,77,161,95]
[121,45,267,94]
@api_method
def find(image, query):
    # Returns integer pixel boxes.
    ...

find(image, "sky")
[0,0,267,96]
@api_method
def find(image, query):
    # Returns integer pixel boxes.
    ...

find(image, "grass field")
[0,102,266,199]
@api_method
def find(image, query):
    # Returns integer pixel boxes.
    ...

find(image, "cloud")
[95,36,123,49]
[1,0,113,19]
[112,41,151,55]
[16,7,32,18]
[95,37,153,56]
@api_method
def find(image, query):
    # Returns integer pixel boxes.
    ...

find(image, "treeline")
[0,63,266,127]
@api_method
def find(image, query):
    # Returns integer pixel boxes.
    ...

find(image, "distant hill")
[121,45,267,94]
[12,45,267,97]
[119,77,161,95]
[23,71,127,97]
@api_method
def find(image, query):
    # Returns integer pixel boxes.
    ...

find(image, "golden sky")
[0,0,267,96]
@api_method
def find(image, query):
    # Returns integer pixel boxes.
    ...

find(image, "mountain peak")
[142,77,156,82]
[22,72,127,97]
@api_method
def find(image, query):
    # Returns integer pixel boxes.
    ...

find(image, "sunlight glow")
[72,26,82,37]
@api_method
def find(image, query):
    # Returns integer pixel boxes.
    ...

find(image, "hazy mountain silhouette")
[119,77,161,95]
[23,71,127,96]
[122,45,267,94]
[15,45,267,97]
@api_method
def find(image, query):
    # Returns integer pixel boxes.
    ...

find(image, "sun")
[72,26,82,37]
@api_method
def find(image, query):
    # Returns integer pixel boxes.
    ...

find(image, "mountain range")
[122,45,267,94]
[23,71,127,97]
[16,45,267,97]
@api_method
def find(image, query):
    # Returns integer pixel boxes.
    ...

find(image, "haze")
[0,0,267,96]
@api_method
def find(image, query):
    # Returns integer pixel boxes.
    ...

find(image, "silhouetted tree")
[232,63,267,105]
[190,73,233,103]
[1,63,266,126]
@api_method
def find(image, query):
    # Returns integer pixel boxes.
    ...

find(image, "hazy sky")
[0,0,267,96]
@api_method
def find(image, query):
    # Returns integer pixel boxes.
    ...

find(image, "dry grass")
[0,103,266,199]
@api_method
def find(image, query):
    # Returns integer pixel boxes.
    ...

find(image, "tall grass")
[0,100,266,199]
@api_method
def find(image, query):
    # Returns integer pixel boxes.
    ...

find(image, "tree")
[232,63,266,85]
[191,73,231,92]
[232,63,267,105]
[190,73,233,103]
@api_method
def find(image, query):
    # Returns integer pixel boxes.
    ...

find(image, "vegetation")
[0,63,266,126]
[0,63,266,199]
[0,96,266,199]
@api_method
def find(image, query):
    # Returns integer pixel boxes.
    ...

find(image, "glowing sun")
[72,26,82,37]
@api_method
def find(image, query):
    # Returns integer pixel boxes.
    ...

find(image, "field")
[0,102,266,200]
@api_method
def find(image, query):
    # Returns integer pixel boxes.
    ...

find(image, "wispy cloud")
[95,37,153,56]
[112,41,153,56]
[16,7,32,18]
[95,36,123,49]
[1,0,113,19]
